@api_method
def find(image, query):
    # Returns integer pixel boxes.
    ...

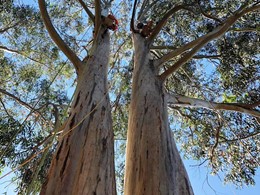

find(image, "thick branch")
[148,5,193,43]
[78,0,95,22]
[166,93,260,118]
[94,0,102,38]
[159,5,260,80]
[38,0,82,74]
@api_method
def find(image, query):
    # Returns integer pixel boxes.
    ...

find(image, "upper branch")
[166,93,260,119]
[131,0,139,33]
[78,0,95,22]
[159,4,260,80]
[38,0,82,74]
[148,5,193,43]
[94,0,102,39]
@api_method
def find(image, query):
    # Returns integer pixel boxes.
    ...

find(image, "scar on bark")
[85,92,89,100]
[60,148,70,177]
[101,106,106,116]
[69,114,76,129]
[74,92,81,108]
[56,140,64,160]
[102,137,107,151]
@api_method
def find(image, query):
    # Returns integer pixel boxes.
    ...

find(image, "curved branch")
[148,5,194,43]
[131,0,138,33]
[78,0,95,22]
[159,4,260,80]
[166,93,260,118]
[38,0,82,74]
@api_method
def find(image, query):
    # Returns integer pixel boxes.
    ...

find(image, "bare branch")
[166,93,260,118]
[230,27,259,32]
[0,45,50,67]
[38,0,82,74]
[220,130,260,143]
[159,5,260,80]
[78,0,95,22]
[0,98,12,118]
[137,0,149,20]
[0,88,45,119]
[154,35,206,67]
[197,0,222,23]
[94,0,102,39]
[138,1,157,21]
[131,0,139,33]
[151,45,176,50]
[193,54,221,59]
[0,21,22,33]
[210,118,222,162]
[148,5,194,43]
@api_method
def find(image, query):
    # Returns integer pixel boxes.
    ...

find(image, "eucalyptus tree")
[37,0,120,194]
[125,0,260,194]
[0,1,73,193]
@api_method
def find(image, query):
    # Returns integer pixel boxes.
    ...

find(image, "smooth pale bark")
[124,34,193,195]
[40,29,116,195]
[166,93,260,118]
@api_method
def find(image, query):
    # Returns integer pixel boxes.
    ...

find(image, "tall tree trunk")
[124,34,194,195]
[41,29,116,195]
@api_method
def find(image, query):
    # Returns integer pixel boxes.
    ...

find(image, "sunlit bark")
[124,34,193,195]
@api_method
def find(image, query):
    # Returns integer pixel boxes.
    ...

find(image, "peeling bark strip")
[124,34,194,195]
[40,27,116,195]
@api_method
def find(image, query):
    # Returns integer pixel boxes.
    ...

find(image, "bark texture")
[124,34,194,195]
[40,30,116,195]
